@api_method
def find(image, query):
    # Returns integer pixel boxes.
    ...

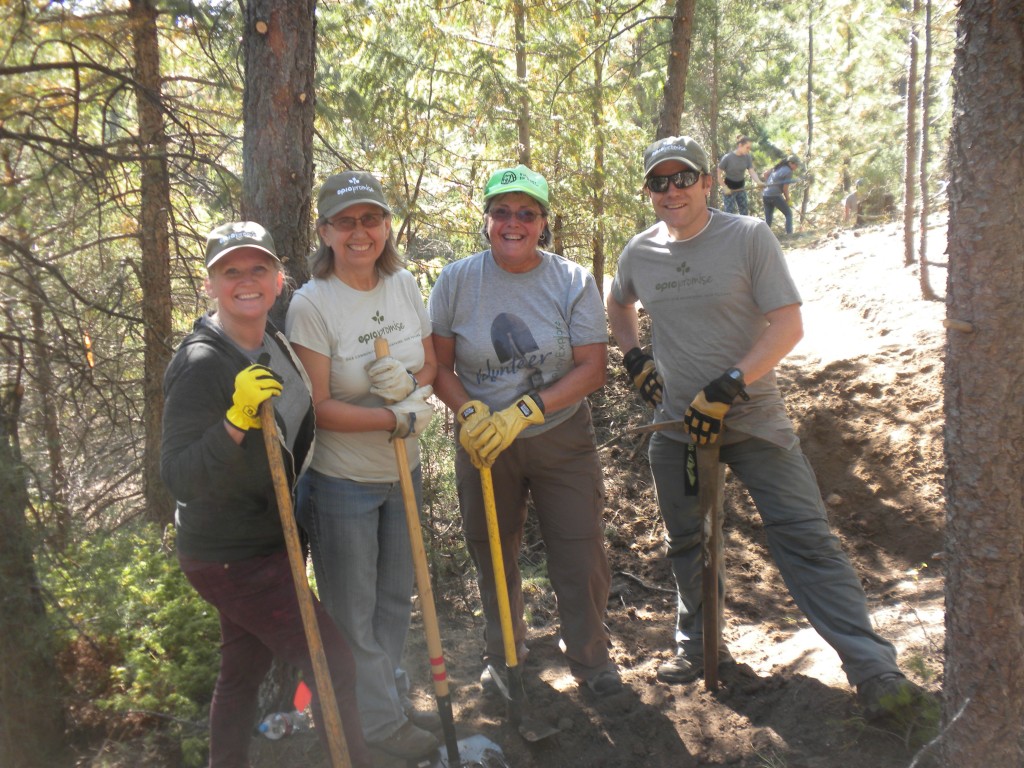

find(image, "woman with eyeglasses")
[427,165,622,697]
[285,171,440,761]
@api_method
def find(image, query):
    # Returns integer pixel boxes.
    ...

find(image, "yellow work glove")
[683,368,749,444]
[384,386,435,440]
[473,394,546,467]
[225,363,283,431]
[622,347,663,407]
[456,400,491,469]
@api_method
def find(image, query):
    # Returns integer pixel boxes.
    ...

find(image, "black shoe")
[583,667,623,696]
[368,721,439,760]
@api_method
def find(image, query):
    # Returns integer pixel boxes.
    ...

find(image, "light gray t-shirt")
[718,151,754,184]
[428,249,608,437]
[610,209,801,448]
[286,269,431,482]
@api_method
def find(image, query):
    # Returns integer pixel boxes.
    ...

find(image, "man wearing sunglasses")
[606,136,936,734]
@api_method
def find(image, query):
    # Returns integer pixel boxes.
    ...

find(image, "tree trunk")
[917,0,936,300]
[943,0,1024,764]
[709,0,721,211]
[591,50,605,298]
[903,0,920,266]
[514,0,530,167]
[0,375,67,768]
[130,0,175,529]
[800,9,814,227]
[655,0,696,139]
[242,0,317,321]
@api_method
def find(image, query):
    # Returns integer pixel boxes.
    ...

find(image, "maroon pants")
[182,549,372,768]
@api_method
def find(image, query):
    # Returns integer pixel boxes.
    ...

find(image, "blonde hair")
[309,214,405,279]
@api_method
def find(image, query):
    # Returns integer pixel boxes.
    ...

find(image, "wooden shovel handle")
[260,399,351,768]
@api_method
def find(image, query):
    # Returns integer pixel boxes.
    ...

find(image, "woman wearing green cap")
[428,165,622,697]
[285,171,440,761]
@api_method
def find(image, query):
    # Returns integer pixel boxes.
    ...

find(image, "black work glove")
[623,347,663,407]
[683,369,750,444]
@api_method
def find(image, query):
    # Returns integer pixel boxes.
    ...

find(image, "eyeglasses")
[646,170,703,194]
[327,212,387,231]
[488,207,545,224]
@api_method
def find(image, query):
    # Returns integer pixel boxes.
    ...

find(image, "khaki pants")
[455,402,613,679]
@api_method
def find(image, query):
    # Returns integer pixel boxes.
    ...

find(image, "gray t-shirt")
[610,209,801,448]
[718,151,754,185]
[428,249,608,437]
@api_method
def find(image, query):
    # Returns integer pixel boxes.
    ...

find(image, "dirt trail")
[255,216,949,768]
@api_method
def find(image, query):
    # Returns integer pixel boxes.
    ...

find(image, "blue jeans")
[296,467,419,740]
[180,550,371,768]
[763,195,793,233]
[648,433,899,686]
[722,188,749,216]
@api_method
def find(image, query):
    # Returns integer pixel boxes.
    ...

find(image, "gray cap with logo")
[643,135,710,177]
[317,171,393,221]
[205,222,280,269]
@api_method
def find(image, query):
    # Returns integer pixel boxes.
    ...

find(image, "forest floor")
[254,213,949,768]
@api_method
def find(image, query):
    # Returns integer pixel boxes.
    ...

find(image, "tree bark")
[0,375,67,768]
[903,0,920,266]
[800,9,814,227]
[655,0,696,139]
[242,0,317,322]
[917,0,936,300]
[943,0,1024,764]
[129,0,175,528]
[591,49,605,298]
[514,0,531,167]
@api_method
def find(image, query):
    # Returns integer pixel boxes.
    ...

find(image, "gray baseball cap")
[643,135,710,177]
[205,222,280,269]
[317,171,393,221]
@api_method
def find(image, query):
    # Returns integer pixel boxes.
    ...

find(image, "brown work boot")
[368,720,439,760]
[856,672,940,743]
[657,645,735,684]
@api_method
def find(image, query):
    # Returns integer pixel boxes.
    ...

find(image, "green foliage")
[41,523,219,757]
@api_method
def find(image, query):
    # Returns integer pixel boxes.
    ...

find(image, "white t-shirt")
[286,269,431,482]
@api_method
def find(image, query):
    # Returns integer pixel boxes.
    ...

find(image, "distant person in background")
[843,179,863,225]
[161,222,372,768]
[286,172,440,762]
[762,155,801,235]
[718,136,763,216]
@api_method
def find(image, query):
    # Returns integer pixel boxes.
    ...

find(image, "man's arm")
[606,292,641,352]
[735,303,803,383]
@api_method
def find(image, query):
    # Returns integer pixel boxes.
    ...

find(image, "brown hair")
[309,214,405,279]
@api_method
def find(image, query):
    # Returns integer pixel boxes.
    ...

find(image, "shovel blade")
[415,734,509,768]
[484,663,560,743]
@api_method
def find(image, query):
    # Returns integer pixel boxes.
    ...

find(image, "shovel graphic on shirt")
[491,313,544,390]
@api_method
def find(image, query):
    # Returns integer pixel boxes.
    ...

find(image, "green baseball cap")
[483,165,549,207]
[205,222,280,269]
[643,135,710,177]
[317,171,393,221]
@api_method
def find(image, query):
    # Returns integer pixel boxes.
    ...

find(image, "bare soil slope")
[256,216,948,768]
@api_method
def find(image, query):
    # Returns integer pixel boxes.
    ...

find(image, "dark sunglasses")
[327,212,387,231]
[488,207,545,224]
[646,170,703,193]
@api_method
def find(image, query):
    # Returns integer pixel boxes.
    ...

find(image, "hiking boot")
[856,672,940,737]
[368,720,439,760]
[582,667,623,697]
[402,698,441,731]
[657,645,735,685]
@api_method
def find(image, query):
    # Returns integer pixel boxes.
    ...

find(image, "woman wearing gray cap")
[161,222,372,768]
[428,165,622,698]
[285,172,439,760]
